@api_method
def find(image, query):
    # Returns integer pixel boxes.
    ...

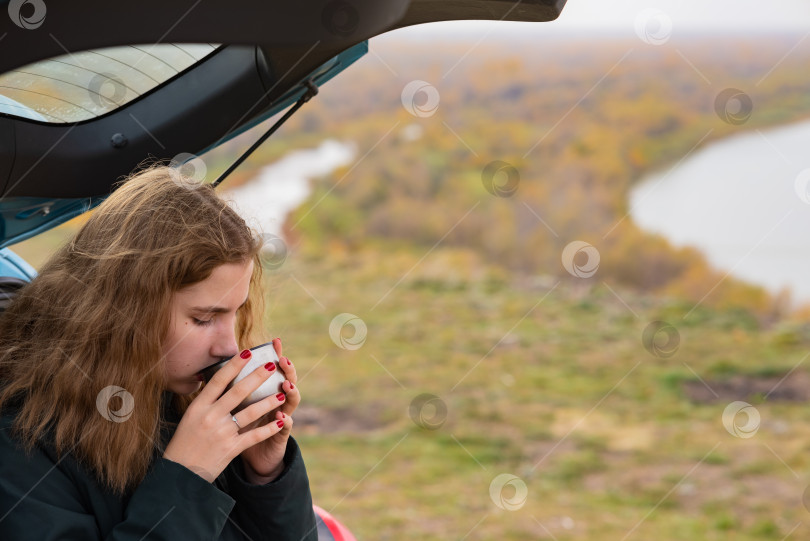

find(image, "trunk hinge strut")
[211,79,319,189]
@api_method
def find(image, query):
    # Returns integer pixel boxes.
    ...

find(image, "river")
[629,119,810,305]
[226,125,810,306]
[224,140,356,238]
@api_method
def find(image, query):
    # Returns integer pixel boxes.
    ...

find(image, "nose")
[211,318,240,361]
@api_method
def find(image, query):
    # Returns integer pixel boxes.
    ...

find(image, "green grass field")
[267,242,810,540]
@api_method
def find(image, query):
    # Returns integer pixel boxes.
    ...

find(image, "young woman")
[0,166,316,540]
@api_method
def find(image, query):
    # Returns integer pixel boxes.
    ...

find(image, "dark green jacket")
[0,393,318,540]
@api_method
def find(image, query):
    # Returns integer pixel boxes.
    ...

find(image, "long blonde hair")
[0,165,266,495]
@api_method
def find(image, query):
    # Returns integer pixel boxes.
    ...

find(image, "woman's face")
[162,259,254,394]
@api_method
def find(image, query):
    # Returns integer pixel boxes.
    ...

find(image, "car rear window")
[0,44,219,123]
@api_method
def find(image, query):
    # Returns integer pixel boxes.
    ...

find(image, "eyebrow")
[190,297,249,314]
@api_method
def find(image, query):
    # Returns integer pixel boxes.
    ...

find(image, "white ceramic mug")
[199,342,286,408]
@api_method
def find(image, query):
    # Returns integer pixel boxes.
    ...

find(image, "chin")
[168,380,203,395]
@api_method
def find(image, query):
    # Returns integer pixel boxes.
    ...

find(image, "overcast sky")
[385,0,810,39]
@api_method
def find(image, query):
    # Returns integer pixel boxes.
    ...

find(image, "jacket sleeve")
[216,436,318,541]
[106,458,238,540]
[0,424,237,541]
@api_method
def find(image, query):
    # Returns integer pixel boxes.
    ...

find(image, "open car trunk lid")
[0,0,566,247]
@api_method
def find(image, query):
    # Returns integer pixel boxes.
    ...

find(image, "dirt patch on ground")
[682,370,810,404]
[584,450,804,522]
[293,404,391,434]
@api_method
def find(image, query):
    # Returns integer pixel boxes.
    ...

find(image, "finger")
[277,356,297,385]
[217,358,279,414]
[279,380,299,415]
[234,395,283,429]
[275,411,293,436]
[196,350,251,405]
[244,415,288,446]
[272,337,282,359]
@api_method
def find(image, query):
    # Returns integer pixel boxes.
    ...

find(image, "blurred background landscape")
[12,2,810,539]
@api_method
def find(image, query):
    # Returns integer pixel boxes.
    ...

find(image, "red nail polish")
[264,362,276,371]
[240,349,251,359]
[290,383,294,389]
[276,392,285,401]
[286,358,291,366]
[276,420,284,428]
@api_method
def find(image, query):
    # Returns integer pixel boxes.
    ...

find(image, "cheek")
[165,319,186,351]
[165,321,205,370]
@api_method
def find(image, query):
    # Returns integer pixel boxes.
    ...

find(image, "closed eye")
[193,317,214,327]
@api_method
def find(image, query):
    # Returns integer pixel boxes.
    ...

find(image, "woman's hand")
[237,337,300,484]
[162,348,287,483]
